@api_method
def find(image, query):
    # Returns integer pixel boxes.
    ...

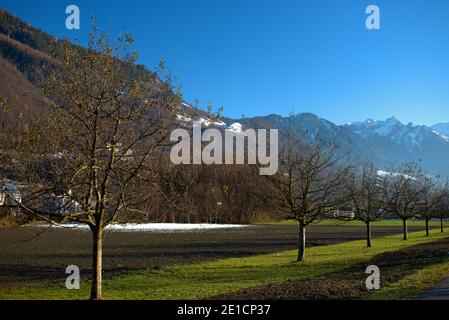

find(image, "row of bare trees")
[256,135,449,261]
[347,163,448,245]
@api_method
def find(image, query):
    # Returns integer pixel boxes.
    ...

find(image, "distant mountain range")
[1,8,449,176]
[220,113,449,176]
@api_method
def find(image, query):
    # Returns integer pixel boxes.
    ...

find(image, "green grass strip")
[260,219,449,227]
[1,231,448,300]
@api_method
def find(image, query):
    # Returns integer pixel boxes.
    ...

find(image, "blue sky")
[2,0,449,125]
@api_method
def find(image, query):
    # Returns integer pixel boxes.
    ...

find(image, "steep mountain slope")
[0,52,47,115]
[0,8,164,121]
[0,55,48,143]
[0,14,56,127]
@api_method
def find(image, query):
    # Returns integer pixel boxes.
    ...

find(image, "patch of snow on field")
[40,223,252,232]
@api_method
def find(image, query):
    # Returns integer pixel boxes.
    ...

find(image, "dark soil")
[0,224,425,287]
[214,238,449,300]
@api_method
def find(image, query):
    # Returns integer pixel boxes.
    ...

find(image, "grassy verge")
[217,237,449,300]
[1,231,448,300]
[259,219,449,228]
[366,258,449,300]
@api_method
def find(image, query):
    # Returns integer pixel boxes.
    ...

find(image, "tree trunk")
[441,218,444,233]
[402,219,408,240]
[425,218,430,236]
[297,224,306,262]
[90,226,103,300]
[366,221,372,248]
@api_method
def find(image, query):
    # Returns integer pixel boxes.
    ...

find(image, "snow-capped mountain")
[348,117,449,153]
[219,113,449,176]
[346,117,449,175]
[431,123,449,137]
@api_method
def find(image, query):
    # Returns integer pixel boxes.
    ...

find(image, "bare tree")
[0,97,6,168]
[384,163,431,240]
[430,183,449,234]
[0,97,13,169]
[13,29,180,299]
[212,165,260,224]
[415,179,440,236]
[158,160,202,223]
[346,164,387,247]
[257,136,350,261]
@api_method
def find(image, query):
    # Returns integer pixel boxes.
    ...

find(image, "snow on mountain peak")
[350,117,401,139]
[432,130,449,142]
[431,123,449,137]
[348,117,445,152]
